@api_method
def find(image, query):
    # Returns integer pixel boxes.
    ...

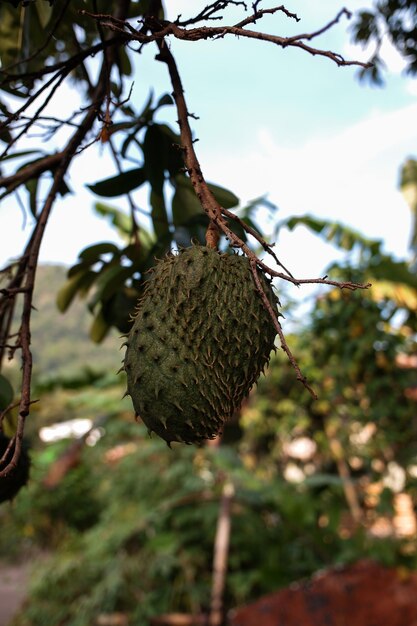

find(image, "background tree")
[352,0,417,83]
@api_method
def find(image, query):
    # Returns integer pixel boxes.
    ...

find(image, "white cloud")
[202,102,417,276]
[406,79,417,97]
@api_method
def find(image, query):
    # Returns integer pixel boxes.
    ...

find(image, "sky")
[1,0,417,285]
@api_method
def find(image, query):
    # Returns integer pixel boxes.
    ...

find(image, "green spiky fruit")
[124,245,278,444]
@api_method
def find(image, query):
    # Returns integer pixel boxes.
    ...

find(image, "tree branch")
[0,0,133,478]
[0,152,64,197]
[84,7,372,70]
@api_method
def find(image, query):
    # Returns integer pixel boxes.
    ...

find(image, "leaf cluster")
[53,87,262,341]
[351,0,417,84]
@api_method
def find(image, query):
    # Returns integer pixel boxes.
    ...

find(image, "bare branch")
[85,7,372,70]
[0,35,126,88]
[285,7,351,43]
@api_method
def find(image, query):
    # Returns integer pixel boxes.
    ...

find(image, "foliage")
[1,226,417,622]
[2,412,413,626]
[351,0,417,83]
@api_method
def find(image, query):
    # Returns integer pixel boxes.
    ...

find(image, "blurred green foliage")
[2,411,413,626]
[351,0,417,84]
[2,233,417,623]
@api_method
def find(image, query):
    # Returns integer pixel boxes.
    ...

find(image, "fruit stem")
[205,221,220,250]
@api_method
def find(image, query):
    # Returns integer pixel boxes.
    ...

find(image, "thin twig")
[0,70,69,160]
[249,257,317,398]
[221,206,295,279]
[234,4,300,28]
[177,1,248,27]
[285,7,351,43]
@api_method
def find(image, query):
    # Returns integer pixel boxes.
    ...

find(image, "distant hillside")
[7,265,122,383]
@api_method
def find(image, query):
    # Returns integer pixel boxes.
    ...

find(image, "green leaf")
[79,242,120,262]
[0,374,13,411]
[0,149,41,162]
[35,1,53,28]
[102,288,139,334]
[116,44,132,76]
[57,177,71,196]
[138,90,154,121]
[0,126,12,144]
[369,256,417,288]
[56,270,96,312]
[176,175,239,209]
[399,159,417,189]
[207,182,239,208]
[0,4,22,67]
[400,159,417,223]
[304,473,344,488]
[89,264,132,309]
[90,308,110,343]
[172,177,203,226]
[159,124,183,176]
[25,177,38,217]
[174,214,209,247]
[93,203,132,240]
[150,189,169,238]
[284,214,382,254]
[143,125,166,193]
[156,93,174,108]
[67,260,96,278]
[143,124,184,191]
[87,168,147,197]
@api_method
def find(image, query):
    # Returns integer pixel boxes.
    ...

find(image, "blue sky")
[1,0,417,282]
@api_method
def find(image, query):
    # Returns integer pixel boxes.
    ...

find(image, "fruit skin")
[124,245,278,445]
[0,433,30,503]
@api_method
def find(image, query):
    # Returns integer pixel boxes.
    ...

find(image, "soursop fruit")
[124,245,278,444]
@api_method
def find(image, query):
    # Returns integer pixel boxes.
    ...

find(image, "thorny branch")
[141,5,370,398]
